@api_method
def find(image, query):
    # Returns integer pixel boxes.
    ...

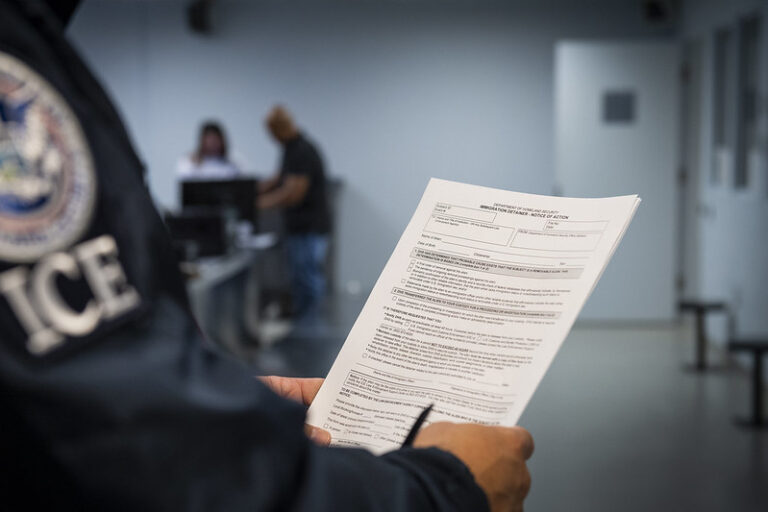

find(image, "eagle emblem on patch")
[0,52,96,263]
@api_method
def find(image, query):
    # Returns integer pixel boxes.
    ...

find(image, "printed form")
[308,178,640,453]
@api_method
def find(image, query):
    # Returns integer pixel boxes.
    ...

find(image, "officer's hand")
[414,422,533,512]
[259,376,331,445]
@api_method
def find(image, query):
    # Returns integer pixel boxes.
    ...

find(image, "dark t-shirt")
[279,133,331,234]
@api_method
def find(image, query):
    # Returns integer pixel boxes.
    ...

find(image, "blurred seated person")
[177,121,244,180]
[258,106,331,317]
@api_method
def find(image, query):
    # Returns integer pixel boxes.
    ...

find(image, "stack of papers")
[308,178,640,453]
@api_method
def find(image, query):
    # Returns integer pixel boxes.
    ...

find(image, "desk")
[187,233,278,359]
[187,250,258,358]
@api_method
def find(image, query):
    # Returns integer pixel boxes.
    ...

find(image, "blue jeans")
[284,234,329,317]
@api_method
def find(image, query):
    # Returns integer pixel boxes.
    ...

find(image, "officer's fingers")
[305,424,331,446]
[299,378,325,406]
[258,375,283,394]
[258,375,280,393]
[258,375,274,388]
[505,426,534,460]
[259,376,325,407]
[259,376,303,403]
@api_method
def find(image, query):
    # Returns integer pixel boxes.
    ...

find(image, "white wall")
[68,0,675,293]
[681,0,768,341]
[555,42,680,321]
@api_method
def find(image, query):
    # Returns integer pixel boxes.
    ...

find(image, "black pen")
[401,403,434,447]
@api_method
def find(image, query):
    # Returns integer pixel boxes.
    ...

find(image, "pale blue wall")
[68,0,675,295]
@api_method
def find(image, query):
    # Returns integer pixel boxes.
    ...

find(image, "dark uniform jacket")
[0,1,489,510]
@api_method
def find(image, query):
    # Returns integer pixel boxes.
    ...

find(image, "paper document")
[308,178,640,453]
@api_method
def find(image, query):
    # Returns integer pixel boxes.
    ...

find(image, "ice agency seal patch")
[0,52,96,263]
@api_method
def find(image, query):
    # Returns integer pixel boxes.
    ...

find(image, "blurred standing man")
[259,106,332,317]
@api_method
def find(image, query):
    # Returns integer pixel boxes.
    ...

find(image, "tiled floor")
[522,325,767,512]
[250,295,768,511]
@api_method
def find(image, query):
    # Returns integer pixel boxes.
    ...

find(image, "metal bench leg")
[752,353,763,427]
[734,351,767,429]
[695,311,706,371]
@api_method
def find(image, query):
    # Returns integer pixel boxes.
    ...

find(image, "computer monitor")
[180,178,259,225]
[164,209,228,259]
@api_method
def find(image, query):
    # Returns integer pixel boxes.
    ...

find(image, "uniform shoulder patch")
[0,51,97,262]
[0,52,140,356]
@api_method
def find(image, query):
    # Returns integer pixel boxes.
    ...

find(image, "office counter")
[187,233,278,360]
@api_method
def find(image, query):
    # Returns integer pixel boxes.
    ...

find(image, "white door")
[555,41,679,321]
